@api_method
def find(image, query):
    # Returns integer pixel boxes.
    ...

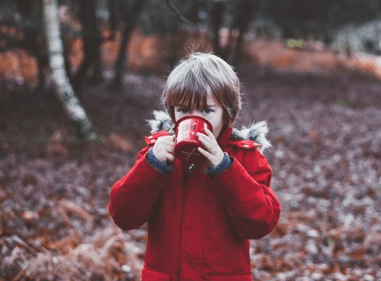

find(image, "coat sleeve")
[210,148,281,239]
[108,146,170,230]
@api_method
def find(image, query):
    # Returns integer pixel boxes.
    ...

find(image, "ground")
[0,66,381,280]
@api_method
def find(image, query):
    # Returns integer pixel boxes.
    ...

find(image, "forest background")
[1,0,381,280]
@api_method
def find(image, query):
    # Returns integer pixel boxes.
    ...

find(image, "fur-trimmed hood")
[147,111,271,152]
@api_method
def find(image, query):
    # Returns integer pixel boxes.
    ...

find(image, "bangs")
[165,71,210,110]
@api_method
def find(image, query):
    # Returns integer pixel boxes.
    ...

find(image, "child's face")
[174,94,224,138]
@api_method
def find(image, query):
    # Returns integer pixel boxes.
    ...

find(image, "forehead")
[206,94,218,105]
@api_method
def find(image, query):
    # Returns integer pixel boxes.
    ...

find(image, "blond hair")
[162,52,242,127]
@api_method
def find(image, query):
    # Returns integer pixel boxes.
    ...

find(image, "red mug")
[174,116,213,167]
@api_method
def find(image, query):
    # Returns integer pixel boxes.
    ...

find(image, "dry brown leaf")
[107,133,134,152]
[58,199,94,223]
[44,229,82,254]
[44,142,69,157]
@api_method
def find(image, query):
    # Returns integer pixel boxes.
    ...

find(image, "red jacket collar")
[217,126,233,147]
[219,126,262,149]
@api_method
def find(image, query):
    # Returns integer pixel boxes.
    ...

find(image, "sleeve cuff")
[205,152,232,178]
[146,148,174,175]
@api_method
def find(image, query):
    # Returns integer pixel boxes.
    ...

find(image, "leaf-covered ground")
[0,67,381,280]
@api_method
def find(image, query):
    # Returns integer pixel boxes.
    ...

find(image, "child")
[109,52,281,281]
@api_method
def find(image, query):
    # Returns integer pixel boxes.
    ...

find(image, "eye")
[176,108,189,114]
[202,108,213,114]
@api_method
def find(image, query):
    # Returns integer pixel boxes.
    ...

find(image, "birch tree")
[43,0,99,141]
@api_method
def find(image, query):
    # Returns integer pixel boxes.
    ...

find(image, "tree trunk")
[71,0,103,93]
[111,18,132,88]
[108,0,117,41]
[209,1,225,58]
[36,51,47,91]
[230,0,256,66]
[82,0,103,83]
[111,0,145,88]
[26,30,48,91]
[42,0,99,141]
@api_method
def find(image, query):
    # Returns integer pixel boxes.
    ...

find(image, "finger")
[199,134,219,153]
[165,153,175,162]
[204,128,216,140]
[197,132,214,145]
[158,135,175,142]
[163,138,176,145]
[197,147,212,160]
[157,141,174,151]
[197,134,214,152]
[166,144,175,153]
[162,137,175,144]
[200,130,218,146]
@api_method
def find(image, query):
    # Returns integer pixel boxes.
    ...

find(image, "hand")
[152,135,175,164]
[197,128,224,169]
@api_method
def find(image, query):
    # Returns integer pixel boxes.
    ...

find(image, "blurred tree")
[208,0,226,58]
[263,0,381,41]
[226,0,259,65]
[109,0,146,89]
[43,0,99,141]
[165,0,196,25]
[62,0,104,96]
[2,0,381,93]
[108,0,117,40]
[138,0,194,34]
[161,0,258,66]
[0,0,48,89]
[138,0,194,67]
[163,0,201,67]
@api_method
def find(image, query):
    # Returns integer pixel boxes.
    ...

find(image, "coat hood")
[147,111,272,152]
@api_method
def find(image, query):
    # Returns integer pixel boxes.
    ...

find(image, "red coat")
[109,126,281,281]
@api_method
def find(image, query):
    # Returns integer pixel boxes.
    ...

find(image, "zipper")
[178,165,189,276]
[179,163,199,277]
